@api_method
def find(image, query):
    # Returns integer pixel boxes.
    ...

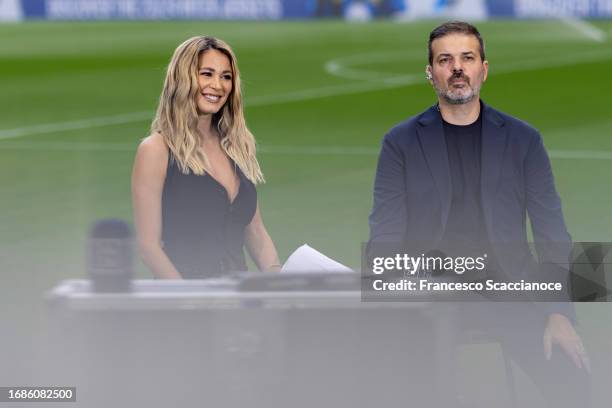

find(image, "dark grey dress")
[161,152,257,278]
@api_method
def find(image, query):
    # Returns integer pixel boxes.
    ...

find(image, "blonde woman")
[132,36,280,279]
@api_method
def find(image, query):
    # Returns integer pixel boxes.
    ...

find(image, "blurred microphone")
[87,219,133,292]
[425,249,447,277]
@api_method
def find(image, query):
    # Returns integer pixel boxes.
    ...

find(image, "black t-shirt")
[439,109,490,258]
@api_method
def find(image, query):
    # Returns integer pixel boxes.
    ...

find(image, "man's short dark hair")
[428,21,485,65]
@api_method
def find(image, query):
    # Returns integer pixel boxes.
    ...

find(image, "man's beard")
[434,74,481,105]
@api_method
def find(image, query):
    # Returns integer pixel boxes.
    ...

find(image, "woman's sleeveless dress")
[161,153,257,278]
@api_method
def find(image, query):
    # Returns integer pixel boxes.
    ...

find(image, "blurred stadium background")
[1,0,612,406]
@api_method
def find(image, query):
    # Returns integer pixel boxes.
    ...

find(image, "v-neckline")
[207,165,241,205]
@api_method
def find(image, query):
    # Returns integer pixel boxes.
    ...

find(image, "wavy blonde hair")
[151,36,264,184]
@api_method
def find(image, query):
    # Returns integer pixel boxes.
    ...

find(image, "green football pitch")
[1,20,611,402]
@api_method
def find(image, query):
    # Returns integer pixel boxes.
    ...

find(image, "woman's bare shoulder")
[136,132,171,167]
[133,132,169,177]
[137,132,168,156]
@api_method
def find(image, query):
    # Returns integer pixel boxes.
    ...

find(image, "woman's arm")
[131,134,182,279]
[245,203,281,272]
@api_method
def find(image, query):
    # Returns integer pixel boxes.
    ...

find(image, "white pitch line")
[0,111,152,141]
[324,50,423,82]
[2,46,612,141]
[0,140,611,161]
[247,78,414,106]
[559,16,607,43]
[325,47,612,82]
[549,149,612,160]
[259,145,379,155]
[0,141,136,152]
[261,147,612,161]
[0,80,413,141]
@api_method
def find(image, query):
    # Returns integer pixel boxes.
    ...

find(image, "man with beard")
[368,21,591,407]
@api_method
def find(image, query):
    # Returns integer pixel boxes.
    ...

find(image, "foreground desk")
[47,279,455,408]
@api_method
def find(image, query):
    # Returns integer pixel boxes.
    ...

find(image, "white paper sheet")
[281,244,354,273]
